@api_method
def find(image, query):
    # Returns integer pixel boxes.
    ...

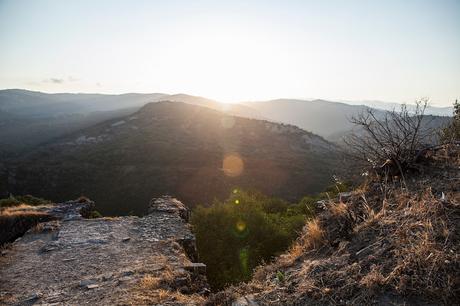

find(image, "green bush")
[0,195,51,207]
[0,197,21,207]
[191,190,316,290]
[441,100,460,142]
[88,210,103,218]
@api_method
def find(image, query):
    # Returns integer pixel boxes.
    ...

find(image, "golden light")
[234,199,240,204]
[235,220,246,232]
[222,153,244,177]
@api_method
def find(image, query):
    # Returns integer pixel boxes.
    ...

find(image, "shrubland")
[191,189,345,290]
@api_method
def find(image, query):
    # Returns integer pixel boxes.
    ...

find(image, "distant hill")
[244,99,452,140]
[0,89,261,118]
[244,99,383,138]
[0,89,261,156]
[0,89,166,117]
[0,107,138,157]
[1,102,341,215]
[1,90,451,154]
[343,99,454,116]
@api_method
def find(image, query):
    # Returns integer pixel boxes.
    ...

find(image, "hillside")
[244,99,385,138]
[0,90,261,156]
[0,107,139,157]
[210,144,460,305]
[1,102,340,215]
[1,90,451,156]
[245,99,452,140]
[0,89,260,119]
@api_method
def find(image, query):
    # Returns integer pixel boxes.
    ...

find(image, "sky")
[0,0,459,105]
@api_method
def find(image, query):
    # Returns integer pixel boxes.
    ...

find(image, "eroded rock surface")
[0,196,208,305]
[0,199,95,245]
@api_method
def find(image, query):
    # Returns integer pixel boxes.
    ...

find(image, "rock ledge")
[0,196,208,305]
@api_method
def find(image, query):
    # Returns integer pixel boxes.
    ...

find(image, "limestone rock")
[0,196,208,305]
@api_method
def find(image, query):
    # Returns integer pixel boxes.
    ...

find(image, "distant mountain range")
[0,89,453,214]
[0,89,260,155]
[1,102,341,215]
[341,99,454,116]
[0,89,453,156]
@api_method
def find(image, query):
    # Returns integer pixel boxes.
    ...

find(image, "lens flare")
[239,248,249,276]
[222,153,244,177]
[235,220,246,232]
[234,199,240,204]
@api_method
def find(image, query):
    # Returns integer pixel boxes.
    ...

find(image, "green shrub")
[0,197,21,208]
[191,190,315,290]
[276,271,285,283]
[88,210,102,218]
[441,100,460,143]
[0,195,51,207]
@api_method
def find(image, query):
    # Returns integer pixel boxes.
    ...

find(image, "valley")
[1,101,341,215]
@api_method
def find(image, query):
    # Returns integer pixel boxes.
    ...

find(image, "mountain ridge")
[2,101,341,215]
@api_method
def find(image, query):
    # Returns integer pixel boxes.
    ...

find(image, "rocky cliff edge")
[0,196,208,305]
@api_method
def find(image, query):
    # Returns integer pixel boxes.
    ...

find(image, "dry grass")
[130,253,207,305]
[301,218,325,250]
[360,265,387,292]
[0,204,50,217]
[1,204,53,245]
[140,275,161,289]
[329,201,348,216]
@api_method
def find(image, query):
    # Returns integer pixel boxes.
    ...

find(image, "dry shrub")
[0,207,48,217]
[287,242,304,260]
[132,254,205,305]
[360,265,387,292]
[140,275,161,289]
[301,218,325,250]
[329,201,348,217]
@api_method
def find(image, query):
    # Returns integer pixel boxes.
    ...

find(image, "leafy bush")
[0,197,21,207]
[0,195,51,207]
[191,190,315,290]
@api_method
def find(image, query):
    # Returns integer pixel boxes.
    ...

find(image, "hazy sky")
[1,0,459,105]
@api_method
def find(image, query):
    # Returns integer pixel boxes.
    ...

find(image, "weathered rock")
[338,191,353,202]
[0,199,95,245]
[184,262,207,275]
[0,196,208,305]
[232,295,259,306]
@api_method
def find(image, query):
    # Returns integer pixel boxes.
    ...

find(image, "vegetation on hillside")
[0,194,51,208]
[191,187,351,290]
[3,102,340,216]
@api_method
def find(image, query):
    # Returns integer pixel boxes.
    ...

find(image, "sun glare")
[222,153,244,177]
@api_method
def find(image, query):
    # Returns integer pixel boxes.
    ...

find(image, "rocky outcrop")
[0,199,95,245]
[0,196,208,305]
